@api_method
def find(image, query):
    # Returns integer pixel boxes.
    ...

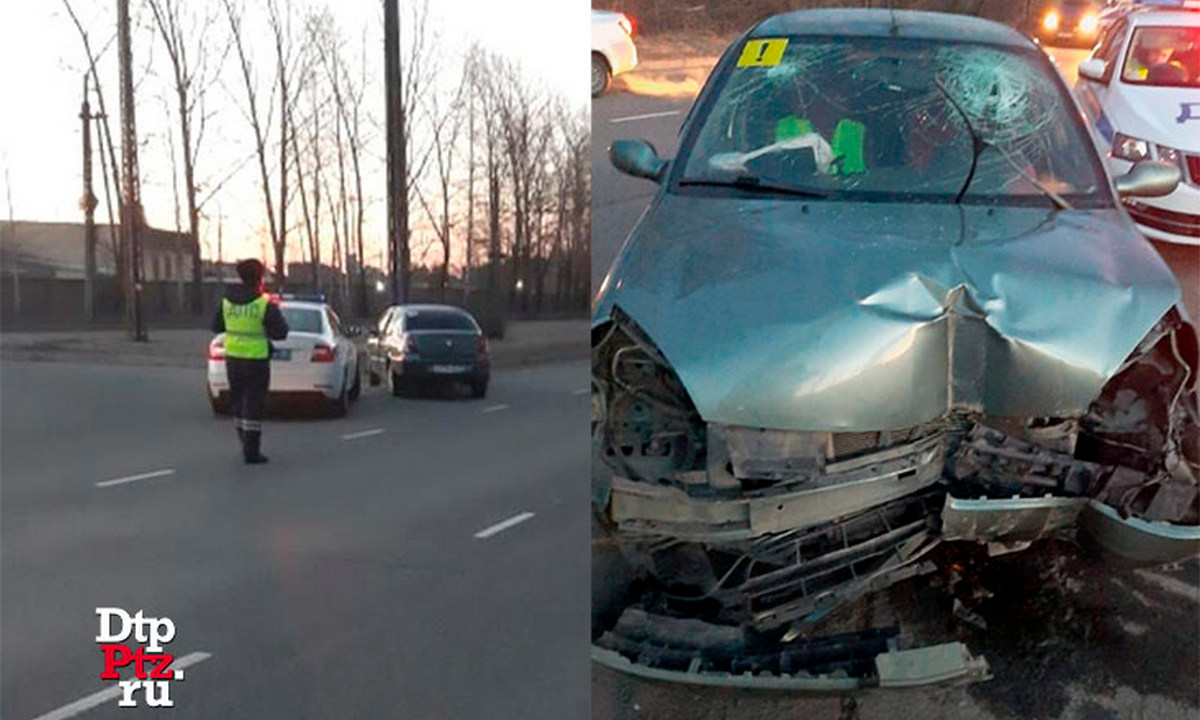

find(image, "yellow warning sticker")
[737,39,788,68]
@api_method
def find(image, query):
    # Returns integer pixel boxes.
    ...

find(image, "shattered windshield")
[1121,26,1200,86]
[679,36,1108,205]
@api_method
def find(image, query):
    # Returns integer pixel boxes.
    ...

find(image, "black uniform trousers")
[226,357,270,432]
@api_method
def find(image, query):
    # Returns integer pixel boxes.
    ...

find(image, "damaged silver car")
[592,9,1199,691]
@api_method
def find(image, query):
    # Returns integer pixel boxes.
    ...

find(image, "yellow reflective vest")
[222,295,270,360]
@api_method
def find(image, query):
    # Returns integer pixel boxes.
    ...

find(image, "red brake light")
[618,13,635,37]
[403,335,420,355]
[311,343,335,363]
[209,340,225,361]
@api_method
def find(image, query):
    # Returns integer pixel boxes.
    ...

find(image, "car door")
[367,307,394,376]
[1077,17,1129,149]
[325,307,353,380]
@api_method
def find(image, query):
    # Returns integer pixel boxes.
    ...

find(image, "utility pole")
[117,0,147,341]
[384,0,408,305]
[80,74,101,323]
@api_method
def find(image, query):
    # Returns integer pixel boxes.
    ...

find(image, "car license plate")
[272,348,291,361]
[431,364,466,374]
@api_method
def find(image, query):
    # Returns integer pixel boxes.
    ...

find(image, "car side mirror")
[610,139,668,183]
[367,328,379,338]
[1115,160,1181,199]
[1078,58,1108,83]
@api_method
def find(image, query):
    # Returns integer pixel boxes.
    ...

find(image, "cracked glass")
[679,36,1108,206]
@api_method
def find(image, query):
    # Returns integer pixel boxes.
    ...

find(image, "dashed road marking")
[342,428,385,440]
[481,404,509,413]
[611,110,682,124]
[571,388,590,395]
[95,469,176,489]
[474,511,535,539]
[29,651,212,720]
[1134,569,1200,604]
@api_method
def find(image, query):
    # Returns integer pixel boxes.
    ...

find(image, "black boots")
[242,429,269,464]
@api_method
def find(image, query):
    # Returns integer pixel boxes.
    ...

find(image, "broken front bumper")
[592,309,1199,690]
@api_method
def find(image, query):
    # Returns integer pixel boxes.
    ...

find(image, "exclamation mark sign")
[738,39,787,68]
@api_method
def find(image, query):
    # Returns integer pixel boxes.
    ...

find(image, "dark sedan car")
[592,9,1195,691]
[366,304,490,398]
[1031,0,1107,47]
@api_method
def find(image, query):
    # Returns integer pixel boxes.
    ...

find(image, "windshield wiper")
[933,80,1072,211]
[932,80,985,205]
[679,175,828,199]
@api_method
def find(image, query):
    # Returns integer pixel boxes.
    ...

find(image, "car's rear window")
[405,309,476,331]
[281,307,324,334]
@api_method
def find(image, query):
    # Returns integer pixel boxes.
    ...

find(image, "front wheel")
[591,53,611,97]
[388,365,405,397]
[348,364,362,401]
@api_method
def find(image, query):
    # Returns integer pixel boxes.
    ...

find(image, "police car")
[1074,0,1200,243]
[207,294,363,416]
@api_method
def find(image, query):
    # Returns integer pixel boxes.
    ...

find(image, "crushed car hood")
[593,196,1182,431]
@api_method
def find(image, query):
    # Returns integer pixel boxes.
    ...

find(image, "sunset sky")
[0,0,588,269]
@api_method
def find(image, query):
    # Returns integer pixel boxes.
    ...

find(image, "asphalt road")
[591,43,1200,720]
[1,358,590,719]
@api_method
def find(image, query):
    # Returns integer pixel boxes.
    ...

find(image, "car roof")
[1126,9,1200,24]
[750,9,1032,49]
[394,303,472,314]
[279,300,328,311]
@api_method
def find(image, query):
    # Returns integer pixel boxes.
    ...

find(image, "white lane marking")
[571,388,590,395]
[1133,569,1200,604]
[474,511,535,539]
[481,404,509,413]
[95,468,175,489]
[611,110,682,124]
[30,651,212,720]
[342,428,385,440]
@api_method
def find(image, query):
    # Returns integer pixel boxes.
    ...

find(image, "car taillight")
[311,344,335,362]
[476,335,489,357]
[208,341,225,361]
[618,13,635,37]
[400,335,420,358]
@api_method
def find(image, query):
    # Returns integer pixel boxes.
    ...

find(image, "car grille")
[1187,154,1200,188]
[1125,201,1200,239]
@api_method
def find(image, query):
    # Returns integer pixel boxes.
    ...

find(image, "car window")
[281,307,324,334]
[678,36,1109,206]
[404,309,477,331]
[1121,25,1200,86]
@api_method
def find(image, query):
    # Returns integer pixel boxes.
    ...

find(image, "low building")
[0,220,193,281]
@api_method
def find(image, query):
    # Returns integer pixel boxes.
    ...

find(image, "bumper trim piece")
[611,435,946,541]
[591,640,990,691]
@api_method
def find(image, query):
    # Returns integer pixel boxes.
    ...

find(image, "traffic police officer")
[211,259,288,464]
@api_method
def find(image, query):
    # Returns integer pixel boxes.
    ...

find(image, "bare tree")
[221,0,280,277]
[146,0,226,313]
[267,0,302,289]
[416,70,465,299]
[491,56,552,312]
[61,0,125,297]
